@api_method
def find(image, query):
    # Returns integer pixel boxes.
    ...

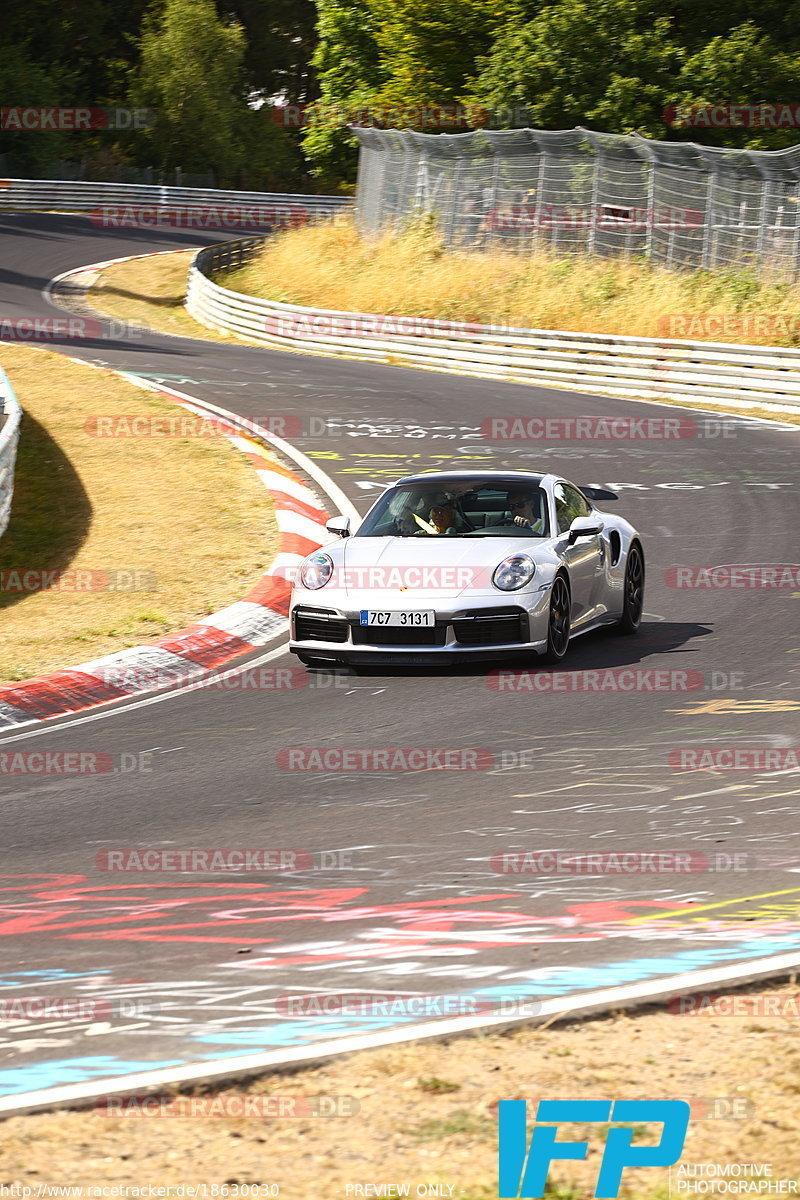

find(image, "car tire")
[541,572,571,664]
[617,541,645,634]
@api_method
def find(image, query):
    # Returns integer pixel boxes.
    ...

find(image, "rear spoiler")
[579,485,619,503]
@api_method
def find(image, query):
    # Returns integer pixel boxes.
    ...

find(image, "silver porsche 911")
[289,470,644,666]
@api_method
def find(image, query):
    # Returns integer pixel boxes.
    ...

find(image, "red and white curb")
[46,247,206,343]
[0,355,356,730]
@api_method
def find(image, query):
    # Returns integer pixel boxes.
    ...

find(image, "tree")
[130,0,252,177]
[369,0,505,108]
[217,0,320,105]
[467,0,800,148]
[0,52,79,173]
[671,22,800,149]
[466,0,681,137]
[303,0,505,184]
[301,0,384,185]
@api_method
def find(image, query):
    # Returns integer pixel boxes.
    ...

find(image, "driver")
[428,501,458,535]
[506,490,545,533]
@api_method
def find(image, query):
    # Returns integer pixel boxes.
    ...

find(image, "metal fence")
[353,126,800,276]
[0,368,22,541]
[186,237,800,408]
[0,157,215,188]
[0,177,352,216]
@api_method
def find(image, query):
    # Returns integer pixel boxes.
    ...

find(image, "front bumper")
[289,592,550,663]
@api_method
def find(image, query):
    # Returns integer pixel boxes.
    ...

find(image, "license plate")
[359,610,435,627]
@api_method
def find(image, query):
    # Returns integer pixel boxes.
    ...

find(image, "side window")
[554,482,590,534]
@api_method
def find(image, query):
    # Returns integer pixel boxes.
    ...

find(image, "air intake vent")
[352,624,447,648]
[294,608,349,643]
[453,608,527,646]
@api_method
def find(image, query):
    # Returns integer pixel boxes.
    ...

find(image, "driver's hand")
[513,515,529,527]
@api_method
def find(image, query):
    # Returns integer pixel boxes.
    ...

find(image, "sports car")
[289,470,644,666]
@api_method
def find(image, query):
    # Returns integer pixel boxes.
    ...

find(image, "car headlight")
[300,552,334,590]
[493,554,536,591]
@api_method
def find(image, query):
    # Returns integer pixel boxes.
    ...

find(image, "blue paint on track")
[0,1056,181,1095]
[4,935,800,1096]
[189,933,800,1045]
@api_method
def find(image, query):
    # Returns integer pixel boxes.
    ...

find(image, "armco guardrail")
[187,237,800,408]
[0,177,351,217]
[0,367,22,540]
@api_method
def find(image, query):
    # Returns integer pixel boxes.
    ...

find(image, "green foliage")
[219,0,319,104]
[465,0,682,136]
[130,0,250,177]
[300,0,383,184]
[302,0,506,182]
[402,1108,494,1140]
[0,53,79,171]
[0,0,311,188]
[417,1075,462,1093]
[5,0,800,188]
[368,0,506,107]
[673,22,800,149]
[467,0,800,149]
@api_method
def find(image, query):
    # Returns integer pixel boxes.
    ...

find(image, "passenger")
[428,502,458,535]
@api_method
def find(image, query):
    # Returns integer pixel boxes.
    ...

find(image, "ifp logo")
[498,1099,690,1197]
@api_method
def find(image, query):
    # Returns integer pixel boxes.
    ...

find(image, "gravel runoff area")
[1,979,799,1198]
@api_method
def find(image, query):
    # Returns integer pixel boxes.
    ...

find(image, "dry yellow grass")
[1,980,799,1197]
[219,214,800,347]
[0,345,278,683]
[86,249,800,436]
[88,250,250,342]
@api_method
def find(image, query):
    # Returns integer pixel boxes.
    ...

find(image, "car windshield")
[357,478,550,538]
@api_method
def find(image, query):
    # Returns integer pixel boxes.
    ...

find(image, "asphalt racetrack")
[1,213,799,1104]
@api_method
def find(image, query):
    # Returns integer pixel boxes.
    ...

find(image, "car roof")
[394,470,547,486]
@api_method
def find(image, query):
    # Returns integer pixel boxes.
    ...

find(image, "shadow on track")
[300,620,715,679]
[0,412,92,612]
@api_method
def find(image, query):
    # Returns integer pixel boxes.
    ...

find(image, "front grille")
[352,623,447,648]
[294,608,349,643]
[453,607,527,646]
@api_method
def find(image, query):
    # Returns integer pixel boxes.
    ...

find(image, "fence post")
[702,164,717,269]
[754,166,773,273]
[586,146,601,255]
[645,156,656,263]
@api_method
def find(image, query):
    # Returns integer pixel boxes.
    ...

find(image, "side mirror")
[568,514,604,545]
[326,515,351,538]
